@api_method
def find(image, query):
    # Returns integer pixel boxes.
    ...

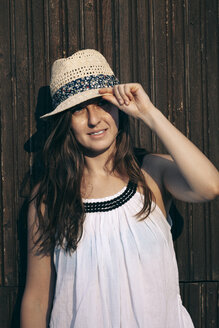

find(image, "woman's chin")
[80,142,116,157]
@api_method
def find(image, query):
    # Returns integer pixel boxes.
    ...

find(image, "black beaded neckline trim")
[83,181,137,213]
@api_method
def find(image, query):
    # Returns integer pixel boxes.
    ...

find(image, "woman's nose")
[87,104,102,126]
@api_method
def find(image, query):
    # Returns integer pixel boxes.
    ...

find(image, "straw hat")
[41,49,119,118]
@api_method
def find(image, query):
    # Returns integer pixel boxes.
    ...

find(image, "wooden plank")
[47,0,63,63]
[205,0,219,167]
[66,0,81,54]
[83,0,98,49]
[0,0,13,287]
[184,0,206,281]
[192,203,207,280]
[12,0,34,290]
[29,1,53,157]
[100,0,114,67]
[151,0,169,112]
[166,1,191,282]
[170,0,186,134]
[31,0,48,86]
[29,0,54,159]
[14,0,31,201]
[174,202,191,281]
[186,0,203,147]
[59,0,68,56]
[172,0,194,282]
[210,199,219,280]
[112,0,120,79]
[0,0,18,286]
[135,0,152,150]
[135,0,150,90]
[0,287,19,328]
[205,0,219,281]
[128,1,139,147]
[180,282,219,328]
[117,1,139,150]
[181,282,203,327]
[186,0,218,281]
[205,282,218,328]
[117,0,132,83]
[199,0,213,283]
[149,0,168,154]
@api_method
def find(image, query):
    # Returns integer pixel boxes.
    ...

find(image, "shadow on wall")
[11,86,52,328]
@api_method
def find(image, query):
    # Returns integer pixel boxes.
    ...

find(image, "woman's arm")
[20,199,56,328]
[99,84,219,202]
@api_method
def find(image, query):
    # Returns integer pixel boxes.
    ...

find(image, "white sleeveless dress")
[49,182,194,327]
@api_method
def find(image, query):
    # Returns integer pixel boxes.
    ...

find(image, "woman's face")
[70,98,119,155]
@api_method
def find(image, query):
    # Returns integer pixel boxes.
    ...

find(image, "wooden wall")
[0,0,218,327]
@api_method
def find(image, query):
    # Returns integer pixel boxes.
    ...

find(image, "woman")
[21,49,219,327]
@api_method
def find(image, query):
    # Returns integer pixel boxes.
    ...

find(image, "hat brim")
[40,89,111,118]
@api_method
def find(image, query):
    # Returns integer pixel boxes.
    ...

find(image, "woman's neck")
[83,151,114,178]
[81,157,128,199]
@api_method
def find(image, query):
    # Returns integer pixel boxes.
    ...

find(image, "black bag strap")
[133,148,149,167]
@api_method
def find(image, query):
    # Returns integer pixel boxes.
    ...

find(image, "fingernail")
[125,100,129,105]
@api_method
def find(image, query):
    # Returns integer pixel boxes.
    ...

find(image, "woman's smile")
[87,128,108,137]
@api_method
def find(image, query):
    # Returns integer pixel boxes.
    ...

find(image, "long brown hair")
[33,107,154,254]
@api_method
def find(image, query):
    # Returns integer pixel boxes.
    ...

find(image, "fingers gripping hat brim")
[40,49,119,118]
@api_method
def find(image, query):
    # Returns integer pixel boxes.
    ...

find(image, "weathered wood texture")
[0,0,218,326]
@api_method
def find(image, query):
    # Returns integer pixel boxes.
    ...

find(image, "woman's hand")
[99,83,155,120]
[100,84,219,202]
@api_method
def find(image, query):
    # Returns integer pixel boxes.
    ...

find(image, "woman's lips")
[88,129,107,137]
